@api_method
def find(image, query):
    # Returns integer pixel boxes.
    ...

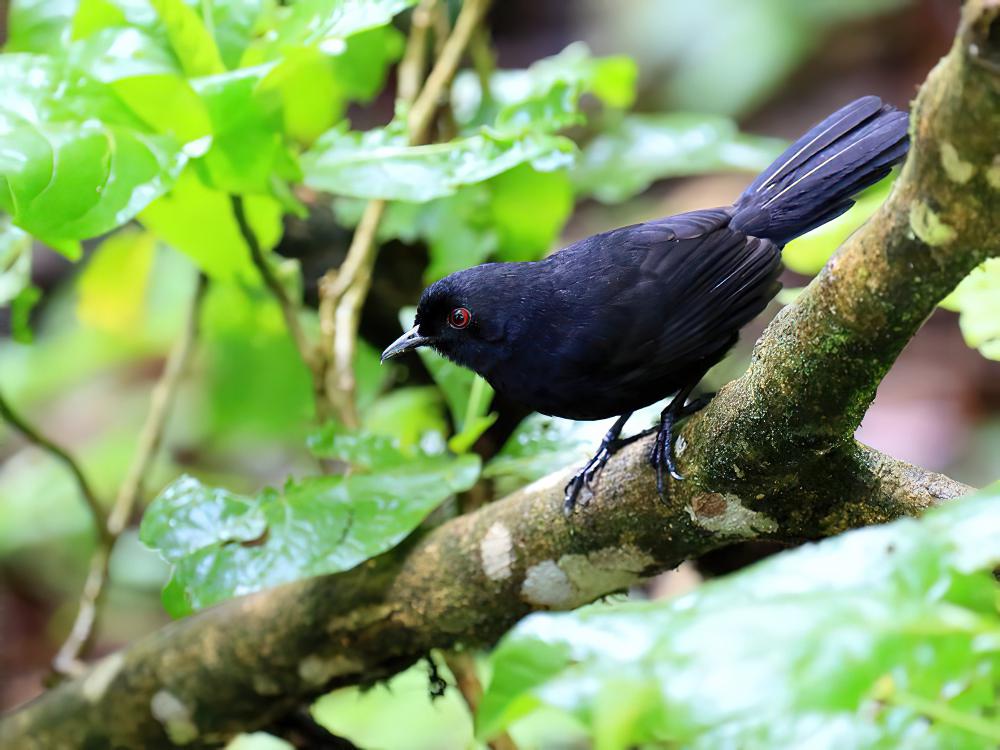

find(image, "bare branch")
[51,274,207,677]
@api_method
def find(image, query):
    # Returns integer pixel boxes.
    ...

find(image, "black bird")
[381,97,909,512]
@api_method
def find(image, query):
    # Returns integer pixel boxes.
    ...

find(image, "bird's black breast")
[484,209,783,420]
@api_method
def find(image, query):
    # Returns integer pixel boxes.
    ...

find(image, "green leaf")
[307,422,413,471]
[941,258,1000,361]
[191,65,301,195]
[0,54,186,248]
[0,218,32,307]
[149,0,226,77]
[139,168,282,280]
[488,164,573,262]
[483,413,597,490]
[362,387,449,451]
[141,455,480,614]
[76,228,157,334]
[69,27,214,144]
[479,486,1000,749]
[6,0,77,52]
[257,26,404,145]
[571,113,784,203]
[266,0,416,52]
[10,285,43,344]
[783,175,895,274]
[453,43,638,135]
[303,125,576,202]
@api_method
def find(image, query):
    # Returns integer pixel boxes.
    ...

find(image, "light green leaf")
[225,733,295,750]
[303,125,576,202]
[6,0,77,52]
[941,258,1000,361]
[69,27,214,144]
[76,228,157,334]
[267,0,416,52]
[479,486,1000,750]
[572,113,784,203]
[0,218,32,307]
[139,167,282,280]
[363,386,449,451]
[489,164,573,262]
[192,65,301,195]
[453,43,638,135]
[140,455,481,614]
[150,0,226,76]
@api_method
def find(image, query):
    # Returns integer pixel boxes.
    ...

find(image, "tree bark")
[2,1,998,747]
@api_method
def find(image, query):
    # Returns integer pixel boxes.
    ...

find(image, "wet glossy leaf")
[572,113,784,203]
[453,43,637,135]
[941,258,1000,361]
[307,422,412,470]
[142,454,480,615]
[483,413,597,490]
[266,0,416,52]
[479,487,1000,749]
[0,54,186,248]
[303,125,576,202]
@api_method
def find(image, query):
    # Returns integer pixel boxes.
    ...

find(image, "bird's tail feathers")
[730,96,908,246]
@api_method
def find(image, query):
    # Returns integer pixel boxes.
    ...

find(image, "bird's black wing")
[546,208,782,393]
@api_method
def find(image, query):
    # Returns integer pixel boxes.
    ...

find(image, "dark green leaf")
[479,487,1000,749]
[572,113,784,203]
[142,455,480,615]
[303,125,575,202]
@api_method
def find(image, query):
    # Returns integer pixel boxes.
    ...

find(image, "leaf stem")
[51,273,207,678]
[0,391,108,543]
[230,195,326,414]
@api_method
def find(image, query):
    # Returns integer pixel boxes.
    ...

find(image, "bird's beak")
[381,325,430,363]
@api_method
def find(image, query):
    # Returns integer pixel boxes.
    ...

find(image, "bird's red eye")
[448,307,472,329]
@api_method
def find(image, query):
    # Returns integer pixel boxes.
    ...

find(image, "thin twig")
[0,392,108,543]
[230,195,321,376]
[442,651,519,750]
[51,274,208,678]
[317,0,492,424]
[408,0,490,145]
[398,0,436,104]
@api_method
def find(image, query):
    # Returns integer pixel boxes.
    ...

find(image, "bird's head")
[380,264,526,376]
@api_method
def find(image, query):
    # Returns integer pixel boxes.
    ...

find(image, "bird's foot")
[649,414,683,501]
[563,445,612,515]
[648,391,713,501]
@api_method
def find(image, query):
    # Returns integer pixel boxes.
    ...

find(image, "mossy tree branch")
[2,1,997,747]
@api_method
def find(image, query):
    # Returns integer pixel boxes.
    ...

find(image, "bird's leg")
[650,386,713,499]
[564,413,632,514]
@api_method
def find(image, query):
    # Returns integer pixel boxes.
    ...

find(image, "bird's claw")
[649,419,684,502]
[564,447,611,514]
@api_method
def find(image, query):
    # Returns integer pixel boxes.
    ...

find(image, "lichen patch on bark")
[939,141,975,183]
[521,560,576,608]
[909,200,957,246]
[480,521,515,581]
[687,493,778,538]
[150,690,198,746]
